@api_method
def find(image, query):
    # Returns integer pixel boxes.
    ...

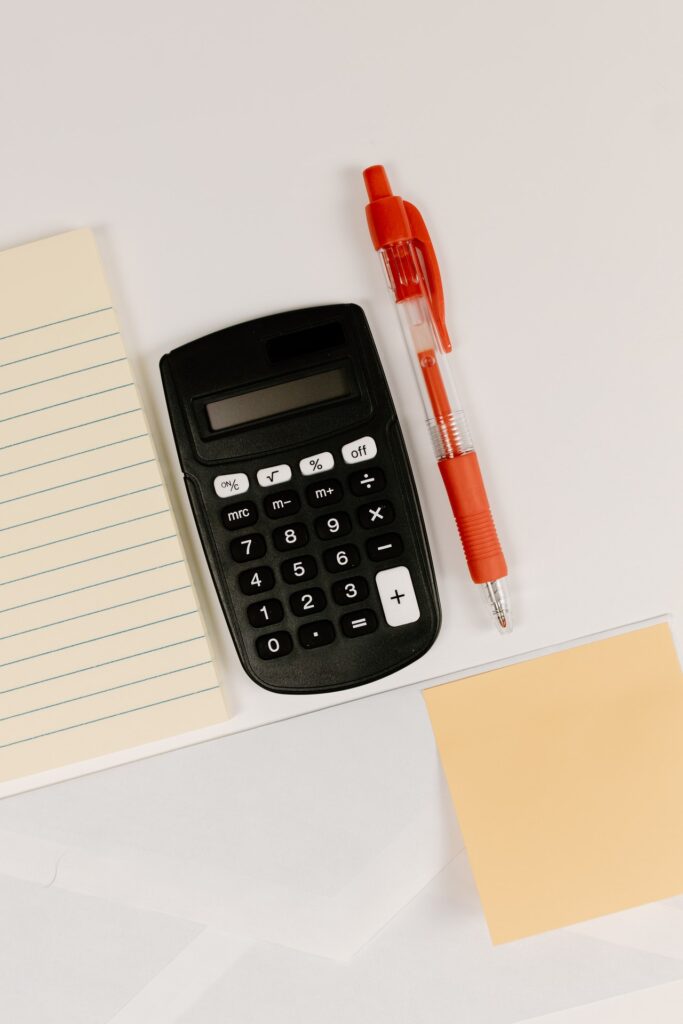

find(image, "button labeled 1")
[300,451,334,476]
[341,436,377,464]
[375,566,420,626]
[214,472,249,498]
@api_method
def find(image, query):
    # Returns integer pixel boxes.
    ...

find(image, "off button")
[341,436,377,464]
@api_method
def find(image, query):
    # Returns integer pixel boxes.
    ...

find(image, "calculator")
[160,304,440,694]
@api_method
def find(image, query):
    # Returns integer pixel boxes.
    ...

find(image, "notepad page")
[0,229,227,786]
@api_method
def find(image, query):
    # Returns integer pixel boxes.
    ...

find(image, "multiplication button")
[357,500,394,529]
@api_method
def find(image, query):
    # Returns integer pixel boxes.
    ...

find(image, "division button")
[213,472,249,498]
[357,500,394,529]
[375,566,420,626]
[306,479,343,508]
[348,466,386,496]
[298,620,335,649]
[222,501,258,530]
[257,463,292,487]
[256,631,293,660]
[340,609,378,637]
[299,451,334,476]
[341,436,377,464]
[264,489,301,518]
[366,533,404,562]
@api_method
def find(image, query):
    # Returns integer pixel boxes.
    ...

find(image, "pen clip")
[404,202,452,353]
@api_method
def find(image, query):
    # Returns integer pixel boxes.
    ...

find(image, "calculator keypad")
[219,433,421,664]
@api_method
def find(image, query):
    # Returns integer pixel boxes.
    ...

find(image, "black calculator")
[160,304,440,694]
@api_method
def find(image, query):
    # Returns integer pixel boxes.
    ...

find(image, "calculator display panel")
[205,366,354,431]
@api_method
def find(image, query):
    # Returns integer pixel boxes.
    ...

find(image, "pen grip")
[438,453,507,584]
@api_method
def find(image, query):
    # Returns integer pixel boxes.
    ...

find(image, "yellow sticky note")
[423,623,683,943]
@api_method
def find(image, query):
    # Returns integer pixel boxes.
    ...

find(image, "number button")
[366,533,404,561]
[306,479,343,508]
[340,609,379,637]
[348,467,386,496]
[230,533,266,563]
[264,489,301,519]
[281,555,318,584]
[290,587,327,616]
[222,500,258,530]
[357,500,395,529]
[331,576,369,605]
[256,631,293,660]
[247,598,284,628]
[315,511,351,540]
[298,620,335,649]
[323,543,360,573]
[238,566,275,595]
[273,523,308,551]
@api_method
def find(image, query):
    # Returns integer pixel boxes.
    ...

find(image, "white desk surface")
[1,0,682,1020]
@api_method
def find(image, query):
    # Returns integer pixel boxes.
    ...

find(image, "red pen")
[363,165,511,632]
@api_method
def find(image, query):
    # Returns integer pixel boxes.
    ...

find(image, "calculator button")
[299,451,334,476]
[290,587,327,616]
[306,479,343,508]
[222,501,258,530]
[323,543,361,573]
[230,534,266,563]
[375,566,420,626]
[331,576,369,605]
[281,555,318,584]
[357,500,395,530]
[348,466,386,496]
[341,436,377,465]
[366,533,404,561]
[340,609,378,637]
[298,620,335,649]
[238,566,275,595]
[314,511,351,540]
[247,598,284,628]
[273,523,308,551]
[257,464,292,487]
[213,472,249,499]
[256,631,293,660]
[264,489,301,519]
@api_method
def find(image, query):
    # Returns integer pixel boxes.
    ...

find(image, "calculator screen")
[205,365,354,432]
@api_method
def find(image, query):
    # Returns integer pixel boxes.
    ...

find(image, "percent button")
[299,451,334,477]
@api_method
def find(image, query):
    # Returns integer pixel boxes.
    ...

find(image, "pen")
[362,165,511,632]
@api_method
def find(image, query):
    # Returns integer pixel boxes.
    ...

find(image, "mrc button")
[222,501,258,530]
[341,436,377,464]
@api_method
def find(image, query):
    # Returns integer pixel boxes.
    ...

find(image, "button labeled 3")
[375,566,420,626]
[299,451,334,476]
[257,464,291,487]
[213,472,249,498]
[341,436,377,464]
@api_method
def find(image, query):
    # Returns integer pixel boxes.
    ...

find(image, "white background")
[0,0,682,1020]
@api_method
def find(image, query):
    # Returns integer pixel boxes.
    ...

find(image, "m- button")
[341,436,377,465]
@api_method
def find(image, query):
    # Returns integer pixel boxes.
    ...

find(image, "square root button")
[375,566,420,626]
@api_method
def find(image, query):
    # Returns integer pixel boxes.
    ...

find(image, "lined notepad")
[0,230,227,786]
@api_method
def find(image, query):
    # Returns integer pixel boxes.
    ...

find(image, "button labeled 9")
[314,511,351,540]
